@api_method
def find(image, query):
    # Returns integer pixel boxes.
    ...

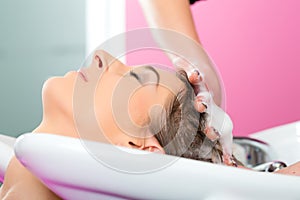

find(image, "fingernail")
[204,127,220,141]
[195,101,203,112]
[193,69,200,76]
[197,101,207,113]
[198,103,204,112]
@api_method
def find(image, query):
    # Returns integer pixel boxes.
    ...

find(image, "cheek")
[127,86,168,129]
[94,78,128,139]
[94,84,114,129]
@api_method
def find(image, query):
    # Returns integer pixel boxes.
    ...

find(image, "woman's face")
[42,50,185,153]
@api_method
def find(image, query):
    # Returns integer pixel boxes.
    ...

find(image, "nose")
[94,50,130,75]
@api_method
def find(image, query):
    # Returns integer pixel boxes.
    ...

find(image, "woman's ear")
[142,137,165,154]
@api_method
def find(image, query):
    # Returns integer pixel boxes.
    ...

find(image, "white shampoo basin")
[13,132,300,200]
[250,121,300,165]
[0,134,16,182]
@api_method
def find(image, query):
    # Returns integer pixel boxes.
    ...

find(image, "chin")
[42,77,60,97]
[41,74,75,115]
[42,71,76,95]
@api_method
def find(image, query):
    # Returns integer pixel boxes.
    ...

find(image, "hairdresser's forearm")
[139,0,222,105]
[138,0,200,44]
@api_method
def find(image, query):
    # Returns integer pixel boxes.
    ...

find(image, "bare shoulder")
[1,156,61,200]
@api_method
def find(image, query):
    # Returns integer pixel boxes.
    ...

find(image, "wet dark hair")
[153,70,223,164]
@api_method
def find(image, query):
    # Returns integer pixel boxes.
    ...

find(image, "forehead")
[155,67,185,95]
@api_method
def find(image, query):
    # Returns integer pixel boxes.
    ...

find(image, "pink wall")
[126,0,300,136]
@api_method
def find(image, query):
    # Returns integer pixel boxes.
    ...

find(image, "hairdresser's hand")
[188,70,217,140]
[172,57,221,109]
[189,70,236,166]
[172,58,230,141]
[188,70,210,113]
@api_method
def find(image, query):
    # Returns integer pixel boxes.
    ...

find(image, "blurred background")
[0,0,85,137]
[0,0,299,138]
[126,0,300,136]
[0,0,124,137]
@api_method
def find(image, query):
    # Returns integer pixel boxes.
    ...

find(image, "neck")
[33,113,79,138]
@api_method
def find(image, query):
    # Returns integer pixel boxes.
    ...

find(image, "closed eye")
[129,70,141,83]
[129,66,160,86]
